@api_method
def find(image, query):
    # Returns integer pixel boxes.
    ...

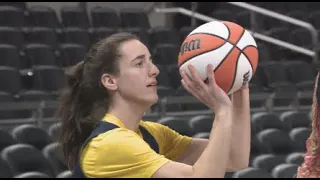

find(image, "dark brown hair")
[56,32,139,169]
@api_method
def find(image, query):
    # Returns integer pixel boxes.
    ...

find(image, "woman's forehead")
[119,39,151,61]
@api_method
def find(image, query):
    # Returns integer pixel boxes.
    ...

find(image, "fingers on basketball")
[205,64,216,86]
[188,65,206,88]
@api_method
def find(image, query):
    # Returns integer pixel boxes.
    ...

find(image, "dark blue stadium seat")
[252,154,285,173]
[189,115,213,133]
[0,44,21,69]
[60,6,90,29]
[260,61,292,91]
[0,157,13,178]
[257,128,294,155]
[26,6,60,29]
[59,43,87,67]
[0,66,21,96]
[150,27,180,48]
[285,152,304,166]
[91,27,118,45]
[285,61,316,91]
[289,127,310,152]
[119,8,150,29]
[31,65,66,98]
[251,112,283,133]
[60,27,91,48]
[152,44,180,66]
[271,163,298,178]
[1,144,54,176]
[232,167,273,178]
[24,44,58,67]
[42,143,68,176]
[25,27,59,49]
[157,116,194,137]
[0,27,24,49]
[0,129,17,151]
[90,6,121,28]
[0,6,24,28]
[11,124,53,150]
[279,111,311,132]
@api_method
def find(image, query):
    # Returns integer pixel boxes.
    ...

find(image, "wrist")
[234,87,249,96]
[215,106,232,116]
[213,107,233,127]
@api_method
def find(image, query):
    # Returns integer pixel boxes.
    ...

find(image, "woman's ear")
[101,73,117,91]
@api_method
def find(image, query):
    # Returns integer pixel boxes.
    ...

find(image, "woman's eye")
[137,61,143,66]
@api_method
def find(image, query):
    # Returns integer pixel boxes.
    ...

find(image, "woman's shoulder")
[140,120,166,127]
[140,120,167,132]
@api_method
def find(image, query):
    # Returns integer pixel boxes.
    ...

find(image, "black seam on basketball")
[219,22,231,41]
[202,45,236,84]
[227,48,242,93]
[241,45,258,72]
[213,45,236,73]
[179,36,228,67]
[221,22,245,46]
[233,27,245,46]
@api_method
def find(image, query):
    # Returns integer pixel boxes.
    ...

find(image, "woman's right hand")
[180,64,232,113]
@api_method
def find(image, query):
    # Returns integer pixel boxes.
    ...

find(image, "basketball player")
[297,72,320,178]
[57,32,251,178]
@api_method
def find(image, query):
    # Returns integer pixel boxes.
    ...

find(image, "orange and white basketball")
[178,21,259,95]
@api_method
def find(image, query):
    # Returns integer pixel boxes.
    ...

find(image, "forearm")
[228,88,251,170]
[191,109,234,178]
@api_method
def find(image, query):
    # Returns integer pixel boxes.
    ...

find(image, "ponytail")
[57,61,104,169]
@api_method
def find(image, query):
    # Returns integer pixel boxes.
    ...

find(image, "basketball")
[178,21,259,95]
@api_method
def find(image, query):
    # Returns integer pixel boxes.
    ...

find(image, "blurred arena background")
[0,2,318,178]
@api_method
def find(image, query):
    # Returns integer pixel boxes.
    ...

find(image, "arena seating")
[0,1,317,178]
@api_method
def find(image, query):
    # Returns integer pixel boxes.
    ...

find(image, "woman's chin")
[145,94,159,106]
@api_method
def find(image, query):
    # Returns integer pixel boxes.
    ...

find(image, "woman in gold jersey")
[56,32,251,178]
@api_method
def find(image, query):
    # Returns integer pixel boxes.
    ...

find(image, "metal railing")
[154,4,319,65]
[226,2,318,64]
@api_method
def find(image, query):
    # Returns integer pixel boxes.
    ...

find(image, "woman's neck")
[107,98,147,132]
